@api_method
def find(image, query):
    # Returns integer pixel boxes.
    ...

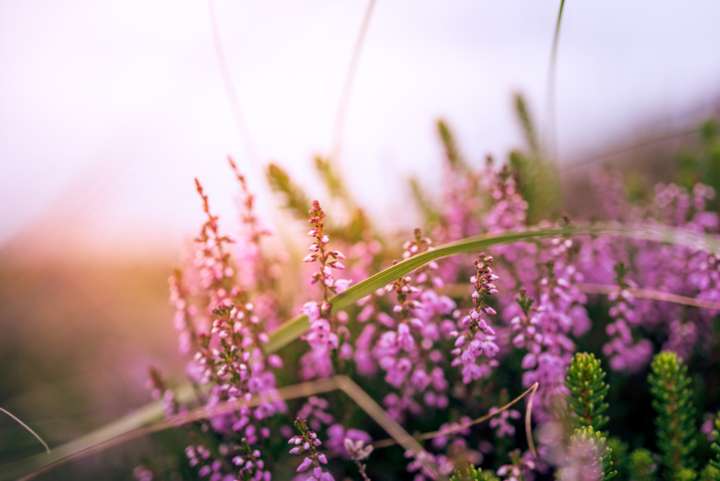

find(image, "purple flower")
[289,419,334,481]
[450,255,500,383]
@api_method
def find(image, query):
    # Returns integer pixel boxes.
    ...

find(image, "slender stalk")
[372,382,539,457]
[330,0,377,161]
[545,0,567,160]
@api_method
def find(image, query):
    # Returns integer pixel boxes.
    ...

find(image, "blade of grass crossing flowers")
[265,223,720,353]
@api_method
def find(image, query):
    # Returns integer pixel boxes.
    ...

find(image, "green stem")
[546,0,567,159]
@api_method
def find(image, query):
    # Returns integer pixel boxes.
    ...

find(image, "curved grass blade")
[265,222,720,353]
[6,222,720,480]
[0,407,50,454]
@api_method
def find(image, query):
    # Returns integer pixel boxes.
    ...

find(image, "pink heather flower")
[289,418,334,481]
[497,450,536,481]
[168,269,198,355]
[603,264,652,372]
[369,229,456,420]
[192,178,238,310]
[702,413,716,441]
[450,255,500,384]
[405,449,454,481]
[301,201,351,379]
[326,424,372,458]
[133,465,154,481]
[304,200,349,296]
[297,396,335,433]
[146,367,179,417]
[344,437,374,461]
[489,407,522,438]
[512,236,590,419]
[555,435,604,481]
[484,165,528,234]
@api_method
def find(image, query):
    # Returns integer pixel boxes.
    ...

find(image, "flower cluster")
[289,418,334,481]
[301,200,351,379]
[603,264,652,372]
[372,229,456,419]
[451,255,500,383]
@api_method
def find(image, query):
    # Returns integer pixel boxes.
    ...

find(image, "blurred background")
[2,0,720,476]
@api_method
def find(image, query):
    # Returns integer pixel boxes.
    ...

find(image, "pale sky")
[1,1,720,255]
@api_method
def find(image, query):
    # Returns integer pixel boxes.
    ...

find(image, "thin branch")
[0,406,50,454]
[372,382,540,458]
[578,282,720,311]
[330,0,377,161]
[208,0,258,162]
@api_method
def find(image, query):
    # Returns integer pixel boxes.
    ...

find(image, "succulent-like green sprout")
[449,465,499,481]
[711,413,720,471]
[628,448,657,481]
[608,437,629,480]
[649,351,698,477]
[566,352,610,433]
[701,412,720,481]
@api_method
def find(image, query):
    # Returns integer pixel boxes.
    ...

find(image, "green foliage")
[711,413,720,470]
[608,437,629,480]
[678,119,720,201]
[449,464,499,481]
[513,93,541,157]
[701,464,720,481]
[569,426,618,481]
[266,162,312,220]
[678,468,699,481]
[509,93,560,224]
[313,155,355,208]
[649,351,698,477]
[565,352,610,432]
[436,118,466,170]
[628,448,657,481]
